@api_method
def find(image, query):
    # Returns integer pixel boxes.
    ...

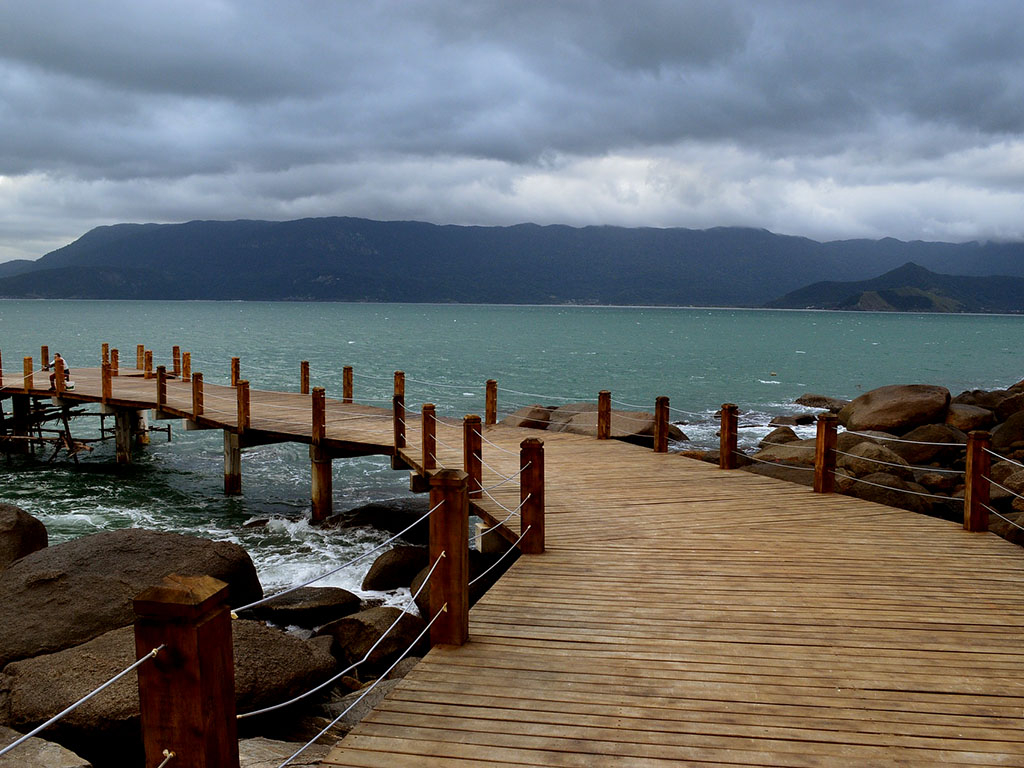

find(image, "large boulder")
[837,442,913,480]
[759,426,799,448]
[546,402,598,432]
[768,414,815,427]
[0,504,47,571]
[0,529,262,668]
[316,607,427,678]
[886,424,966,466]
[995,393,1024,422]
[558,409,687,446]
[361,545,428,591]
[840,471,934,516]
[749,438,816,467]
[500,405,553,429]
[952,389,1009,410]
[324,497,430,545]
[793,394,850,412]
[1,621,334,766]
[993,411,1024,453]
[838,385,950,434]
[1001,471,1024,513]
[246,586,361,629]
[0,725,91,768]
[945,404,995,433]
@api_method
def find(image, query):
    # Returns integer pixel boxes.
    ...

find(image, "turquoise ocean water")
[2,300,1021,600]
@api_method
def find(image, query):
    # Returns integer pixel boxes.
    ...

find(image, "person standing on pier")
[48,353,70,390]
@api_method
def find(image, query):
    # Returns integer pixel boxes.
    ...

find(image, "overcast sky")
[2,1,1024,262]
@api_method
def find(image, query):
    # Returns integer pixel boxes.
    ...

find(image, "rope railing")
[277,604,446,768]
[234,501,442,613]
[987,476,1024,505]
[498,385,595,403]
[471,497,528,543]
[469,526,531,587]
[476,452,518,484]
[481,461,530,492]
[984,447,1024,471]
[609,397,654,412]
[833,448,964,475]
[759,440,815,450]
[237,553,445,720]
[480,486,532,516]
[983,502,1024,532]
[844,430,965,447]
[474,429,519,456]
[741,452,816,472]
[843,473,955,501]
[156,749,176,768]
[0,645,165,759]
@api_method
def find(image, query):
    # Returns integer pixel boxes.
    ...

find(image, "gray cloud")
[2,0,1024,261]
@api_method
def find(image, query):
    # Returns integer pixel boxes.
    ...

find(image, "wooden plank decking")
[4,368,1023,765]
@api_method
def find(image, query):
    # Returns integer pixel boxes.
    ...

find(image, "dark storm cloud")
[2,0,1024,261]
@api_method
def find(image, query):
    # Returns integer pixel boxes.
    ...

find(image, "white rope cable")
[403,375,480,391]
[988,476,1024,504]
[433,434,459,452]
[350,370,394,382]
[667,404,706,418]
[609,397,655,411]
[741,453,817,472]
[0,646,164,759]
[760,440,814,450]
[473,429,519,456]
[984,447,1024,471]
[475,452,516,483]
[156,749,176,768]
[469,526,531,587]
[481,462,530,492]
[480,485,532,516]
[498,386,593,403]
[234,501,442,613]
[428,451,448,469]
[843,474,955,501]
[983,503,1024,531]
[276,605,445,768]
[833,448,964,475]
[238,553,445,720]
[844,430,964,447]
[472,494,529,543]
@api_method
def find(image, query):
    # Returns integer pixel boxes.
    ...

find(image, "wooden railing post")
[54,357,65,394]
[134,574,239,768]
[393,371,406,451]
[719,403,738,469]
[102,343,109,366]
[156,366,167,411]
[111,348,119,377]
[182,352,191,383]
[964,430,992,532]
[102,362,112,402]
[814,413,838,493]
[485,379,498,425]
[429,469,469,647]
[343,366,353,403]
[654,396,669,453]
[192,373,204,419]
[230,357,240,387]
[597,390,611,440]
[520,438,545,554]
[136,344,145,370]
[310,387,331,523]
[463,414,482,499]
[300,361,310,395]
[422,403,437,471]
[311,387,326,445]
[172,346,181,378]
[144,350,154,380]
[0,349,4,387]
[236,380,250,433]
[23,357,32,392]
[41,345,49,371]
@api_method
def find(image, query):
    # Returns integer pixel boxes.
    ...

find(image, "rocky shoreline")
[0,499,513,768]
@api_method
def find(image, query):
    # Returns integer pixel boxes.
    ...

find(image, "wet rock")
[247,586,361,629]
[324,497,430,545]
[361,545,428,591]
[945,404,995,433]
[0,529,262,668]
[316,607,427,678]
[838,384,950,434]
[0,504,47,571]
[500,405,553,429]
[793,394,850,412]
[768,414,815,427]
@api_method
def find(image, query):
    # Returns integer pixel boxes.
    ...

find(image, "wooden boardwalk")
[4,368,1024,766]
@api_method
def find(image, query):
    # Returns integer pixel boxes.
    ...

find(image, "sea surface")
[2,300,1021,602]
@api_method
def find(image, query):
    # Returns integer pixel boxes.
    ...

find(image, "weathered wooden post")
[813,413,838,493]
[54,356,65,394]
[485,379,498,425]
[964,431,992,532]
[0,350,4,387]
[422,403,437,471]
[393,371,406,451]
[520,437,545,554]
[192,373,204,420]
[156,366,167,411]
[134,574,239,768]
[463,414,482,499]
[654,396,669,453]
[300,361,310,395]
[597,390,611,440]
[310,387,331,523]
[102,362,112,403]
[23,357,32,391]
[230,357,240,387]
[115,411,134,463]
[182,352,191,383]
[135,410,151,446]
[429,469,469,647]
[236,380,250,434]
[41,345,49,371]
[144,350,154,380]
[224,431,241,495]
[136,344,145,370]
[172,346,181,378]
[719,403,738,469]
[102,343,109,366]
[111,348,120,377]
[343,366,353,403]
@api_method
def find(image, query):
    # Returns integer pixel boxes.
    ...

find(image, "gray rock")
[361,545,428,591]
[838,384,950,434]
[945,404,995,433]
[0,504,47,571]
[500,405,553,429]
[993,411,1024,452]
[887,424,966,466]
[793,393,850,412]
[324,497,430,545]
[247,586,361,629]
[239,737,330,768]
[837,442,913,480]
[749,438,816,467]
[0,529,262,668]
[317,607,427,677]
[759,426,799,448]
[0,726,90,768]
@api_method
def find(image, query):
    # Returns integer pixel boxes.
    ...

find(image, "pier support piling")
[310,387,332,522]
[223,431,241,495]
[115,411,134,463]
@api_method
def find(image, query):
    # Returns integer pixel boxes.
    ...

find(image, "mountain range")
[0,216,1022,308]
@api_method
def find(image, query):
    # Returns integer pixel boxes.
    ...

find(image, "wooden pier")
[2,352,1023,766]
